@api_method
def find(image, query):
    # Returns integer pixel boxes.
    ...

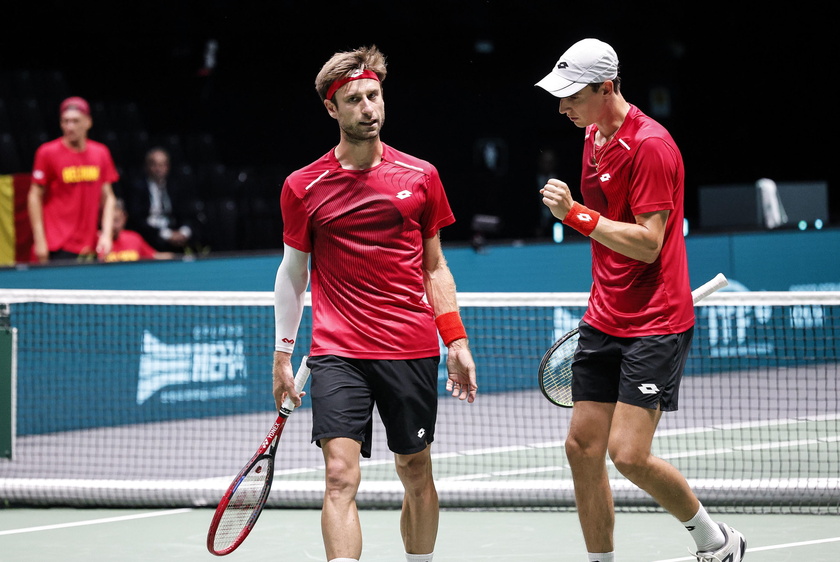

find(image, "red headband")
[326,69,380,100]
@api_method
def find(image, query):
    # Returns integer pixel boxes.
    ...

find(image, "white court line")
[0,508,193,536]
[440,433,838,480]
[652,536,840,562]
[441,415,838,463]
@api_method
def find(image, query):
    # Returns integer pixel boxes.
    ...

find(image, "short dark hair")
[590,73,621,93]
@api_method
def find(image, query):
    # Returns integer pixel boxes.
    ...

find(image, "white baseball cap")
[535,38,619,98]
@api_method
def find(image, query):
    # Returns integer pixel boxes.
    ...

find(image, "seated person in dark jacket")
[125,147,201,252]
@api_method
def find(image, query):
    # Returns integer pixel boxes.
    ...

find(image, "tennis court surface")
[2,507,840,561]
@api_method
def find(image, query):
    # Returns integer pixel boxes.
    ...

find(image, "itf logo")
[136,325,248,405]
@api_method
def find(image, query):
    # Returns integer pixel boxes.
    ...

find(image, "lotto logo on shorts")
[417,428,426,438]
[638,383,659,395]
[396,190,412,199]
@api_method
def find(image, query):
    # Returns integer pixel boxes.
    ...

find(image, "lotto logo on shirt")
[62,165,101,183]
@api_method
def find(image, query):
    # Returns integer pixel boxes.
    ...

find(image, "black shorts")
[571,321,694,411]
[308,355,439,458]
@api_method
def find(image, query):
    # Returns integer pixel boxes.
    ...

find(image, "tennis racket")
[206,356,311,556]
[538,273,729,408]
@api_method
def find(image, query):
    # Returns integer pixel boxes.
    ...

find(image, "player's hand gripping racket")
[206,356,311,556]
[538,273,728,408]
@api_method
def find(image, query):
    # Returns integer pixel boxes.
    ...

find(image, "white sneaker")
[695,523,746,561]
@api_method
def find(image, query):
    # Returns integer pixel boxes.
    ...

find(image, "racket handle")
[280,355,311,416]
[691,273,728,304]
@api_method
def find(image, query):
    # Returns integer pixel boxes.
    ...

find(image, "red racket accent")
[206,357,310,555]
[207,416,287,555]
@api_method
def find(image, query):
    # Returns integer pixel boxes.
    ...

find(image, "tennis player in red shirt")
[28,96,119,263]
[537,39,746,561]
[272,46,476,562]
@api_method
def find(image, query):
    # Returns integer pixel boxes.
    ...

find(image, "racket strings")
[212,457,274,550]
[541,335,577,407]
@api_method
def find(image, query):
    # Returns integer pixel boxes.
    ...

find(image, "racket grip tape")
[280,355,311,416]
[691,273,728,304]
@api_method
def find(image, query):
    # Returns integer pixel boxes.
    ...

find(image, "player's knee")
[324,460,361,498]
[564,434,605,464]
[609,447,648,479]
[394,450,433,485]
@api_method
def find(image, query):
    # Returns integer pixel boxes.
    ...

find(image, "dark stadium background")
[2,0,831,250]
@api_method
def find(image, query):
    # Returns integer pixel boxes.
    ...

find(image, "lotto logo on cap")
[535,38,619,98]
[60,96,91,116]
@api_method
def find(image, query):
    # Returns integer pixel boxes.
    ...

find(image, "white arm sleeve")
[274,244,310,353]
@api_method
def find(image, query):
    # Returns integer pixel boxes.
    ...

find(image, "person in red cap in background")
[27,96,119,263]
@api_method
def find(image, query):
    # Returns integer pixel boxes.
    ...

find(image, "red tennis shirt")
[579,105,694,337]
[31,138,119,255]
[100,230,157,262]
[281,144,455,359]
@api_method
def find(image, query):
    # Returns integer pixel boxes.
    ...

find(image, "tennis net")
[1,288,838,514]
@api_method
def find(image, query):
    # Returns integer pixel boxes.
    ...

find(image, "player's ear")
[324,98,338,118]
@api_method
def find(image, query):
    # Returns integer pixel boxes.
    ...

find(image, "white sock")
[405,553,433,562]
[328,559,359,562]
[682,504,725,551]
[588,553,614,562]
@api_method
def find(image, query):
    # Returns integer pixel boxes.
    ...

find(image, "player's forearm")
[273,245,309,352]
[590,213,668,263]
[423,261,459,315]
[424,263,470,347]
[590,217,664,263]
[273,277,306,352]
[99,185,116,239]
[27,185,47,246]
[422,235,468,345]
